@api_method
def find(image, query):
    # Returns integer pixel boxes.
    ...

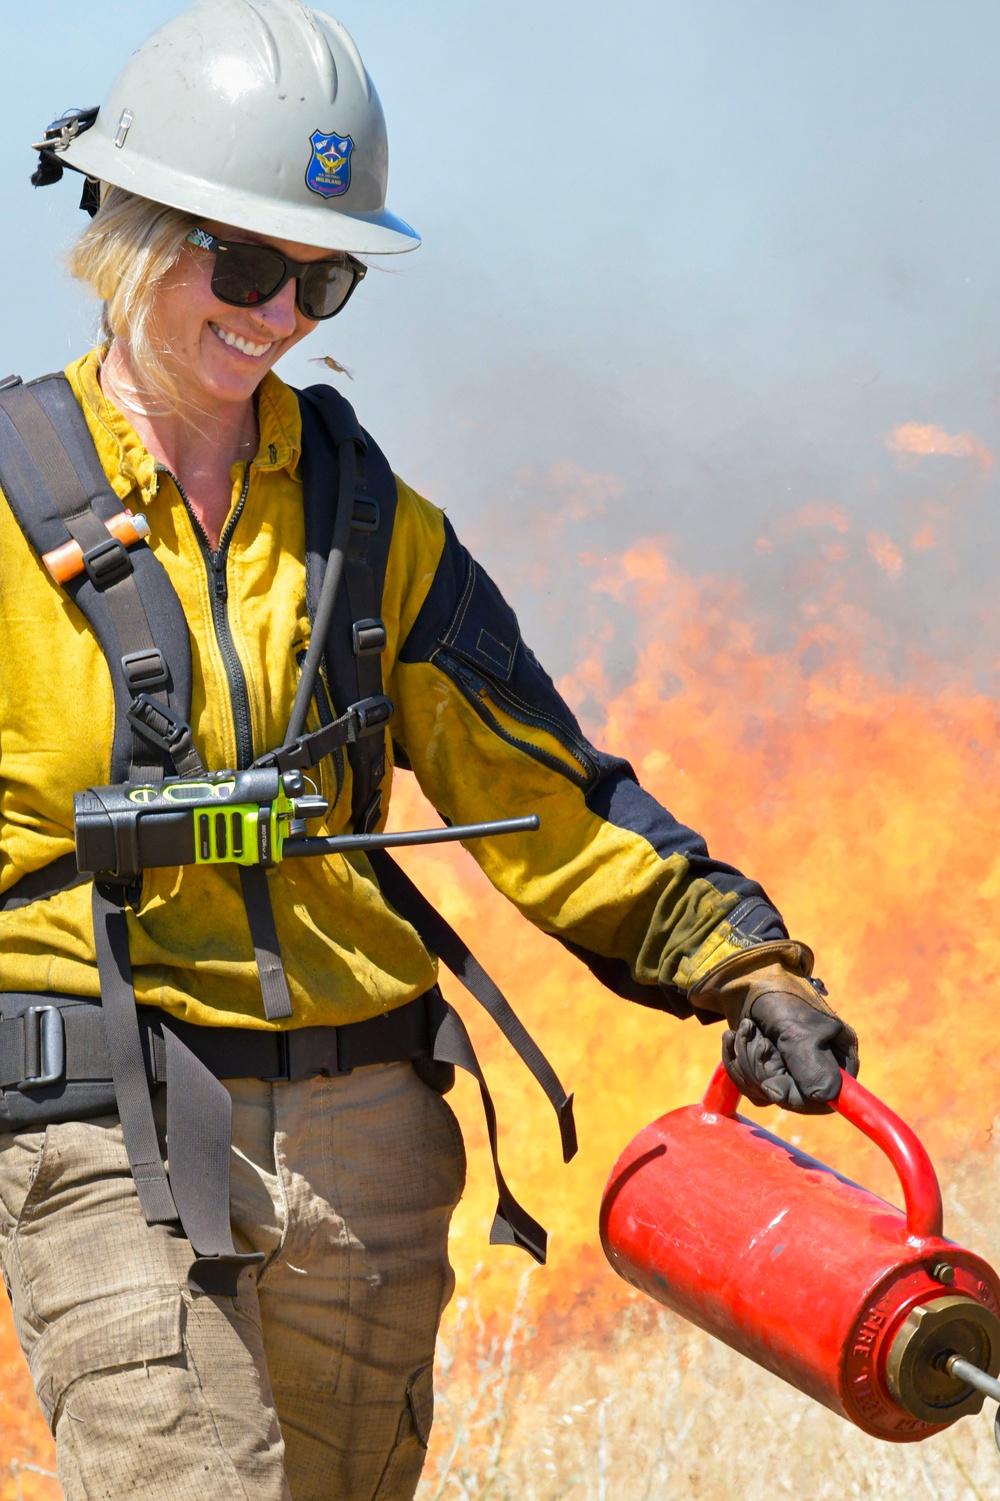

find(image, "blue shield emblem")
[306,131,354,198]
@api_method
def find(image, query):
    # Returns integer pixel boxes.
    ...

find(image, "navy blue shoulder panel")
[399,513,468,664]
[400,516,599,787]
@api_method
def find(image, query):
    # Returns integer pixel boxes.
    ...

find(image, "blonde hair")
[67,186,199,412]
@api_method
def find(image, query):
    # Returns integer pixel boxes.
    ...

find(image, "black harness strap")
[369,849,578,1165]
[92,881,263,1292]
[0,374,195,787]
[163,1028,264,1294]
[91,883,176,1226]
[298,386,397,834]
[343,513,388,832]
[237,866,293,1022]
[424,993,548,1261]
[0,382,165,782]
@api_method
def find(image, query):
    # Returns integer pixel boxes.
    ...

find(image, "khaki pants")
[0,1062,466,1500]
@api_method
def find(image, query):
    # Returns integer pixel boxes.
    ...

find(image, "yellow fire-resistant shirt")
[0,348,786,1031]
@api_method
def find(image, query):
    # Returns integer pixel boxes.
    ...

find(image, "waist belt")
[0,983,550,1296]
[0,991,444,1092]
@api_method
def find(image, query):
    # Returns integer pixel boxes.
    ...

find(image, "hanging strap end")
[187,1251,266,1299]
[559,1093,578,1163]
[489,1204,547,1266]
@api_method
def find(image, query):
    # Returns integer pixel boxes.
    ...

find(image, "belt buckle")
[260,1029,343,1083]
[20,1004,66,1090]
[260,1032,291,1083]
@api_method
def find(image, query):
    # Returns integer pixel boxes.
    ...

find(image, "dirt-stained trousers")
[0,1061,467,1500]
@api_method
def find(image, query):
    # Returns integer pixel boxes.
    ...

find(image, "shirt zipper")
[163,464,255,769]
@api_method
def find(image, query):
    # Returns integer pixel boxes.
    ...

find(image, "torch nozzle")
[945,1355,1000,1404]
[944,1356,1000,1455]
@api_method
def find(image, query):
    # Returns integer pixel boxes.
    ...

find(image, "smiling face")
[150,221,333,409]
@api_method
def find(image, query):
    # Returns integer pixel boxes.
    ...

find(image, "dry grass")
[416,1282,1000,1501]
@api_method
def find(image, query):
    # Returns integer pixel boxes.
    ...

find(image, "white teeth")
[209,322,272,359]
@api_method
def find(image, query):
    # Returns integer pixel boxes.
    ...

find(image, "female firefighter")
[0,3,858,1498]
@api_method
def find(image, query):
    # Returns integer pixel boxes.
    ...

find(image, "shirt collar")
[63,346,304,502]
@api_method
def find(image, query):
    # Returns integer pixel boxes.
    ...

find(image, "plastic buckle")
[349,695,394,738]
[351,499,380,533]
[260,1030,345,1082]
[20,1005,66,1090]
[83,535,131,589]
[121,648,169,693]
[126,693,189,753]
[352,618,387,657]
[259,1033,291,1082]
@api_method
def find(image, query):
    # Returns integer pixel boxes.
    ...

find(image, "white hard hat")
[54,0,418,255]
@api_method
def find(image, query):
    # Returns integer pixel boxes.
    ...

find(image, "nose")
[253,277,300,337]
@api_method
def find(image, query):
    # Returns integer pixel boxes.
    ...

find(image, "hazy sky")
[5,0,1000,685]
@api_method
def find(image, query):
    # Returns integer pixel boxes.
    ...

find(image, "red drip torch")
[601,1065,1000,1446]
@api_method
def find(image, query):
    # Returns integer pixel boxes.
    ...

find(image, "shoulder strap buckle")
[348,695,394,739]
[121,648,169,693]
[126,694,206,778]
[84,534,132,589]
[352,618,387,657]
[351,499,379,533]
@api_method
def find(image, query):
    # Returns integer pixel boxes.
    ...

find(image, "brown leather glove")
[688,941,859,1114]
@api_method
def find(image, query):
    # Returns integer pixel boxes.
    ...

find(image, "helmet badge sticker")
[306,131,354,198]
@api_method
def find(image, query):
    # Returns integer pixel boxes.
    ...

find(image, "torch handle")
[702,1064,944,1242]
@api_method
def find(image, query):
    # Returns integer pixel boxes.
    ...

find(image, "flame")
[1,490,999,1487]
[886,421,994,469]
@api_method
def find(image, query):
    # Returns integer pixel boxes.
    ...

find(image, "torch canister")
[600,1065,1000,1441]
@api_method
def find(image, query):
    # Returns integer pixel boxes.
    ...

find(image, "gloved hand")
[688,941,859,1115]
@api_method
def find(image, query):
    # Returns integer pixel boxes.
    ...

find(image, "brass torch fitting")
[886,1296,1000,1425]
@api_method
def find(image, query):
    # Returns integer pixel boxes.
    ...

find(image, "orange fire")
[1,452,998,1486]
[392,524,1000,1340]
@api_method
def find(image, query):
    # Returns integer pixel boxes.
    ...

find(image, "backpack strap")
[297,384,398,833]
[0,374,198,785]
[0,374,257,1292]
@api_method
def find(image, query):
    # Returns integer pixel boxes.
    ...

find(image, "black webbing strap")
[163,1028,264,1294]
[0,381,171,782]
[91,883,176,1226]
[125,695,206,779]
[91,883,262,1294]
[238,867,292,1022]
[298,385,399,836]
[343,510,387,833]
[368,849,578,1165]
[425,991,548,1262]
[256,695,392,777]
[0,1003,103,1087]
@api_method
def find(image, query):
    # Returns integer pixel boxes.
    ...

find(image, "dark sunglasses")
[186,227,366,321]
